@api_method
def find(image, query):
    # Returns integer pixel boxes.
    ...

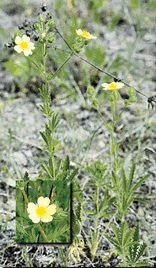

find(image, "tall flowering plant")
[5,3,152,266]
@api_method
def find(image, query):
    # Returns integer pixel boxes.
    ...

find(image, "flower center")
[36,206,46,216]
[20,41,28,50]
[82,31,90,38]
[108,82,118,89]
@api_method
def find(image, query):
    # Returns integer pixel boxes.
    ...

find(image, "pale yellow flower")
[101,82,124,90]
[76,29,97,40]
[14,35,35,56]
[27,196,56,223]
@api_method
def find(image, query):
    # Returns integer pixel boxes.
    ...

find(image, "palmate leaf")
[123,228,135,248]
[105,235,120,249]
[112,223,122,244]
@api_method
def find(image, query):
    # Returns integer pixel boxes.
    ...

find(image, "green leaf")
[63,155,70,171]
[85,46,106,66]
[135,243,147,262]
[108,13,121,32]
[68,168,79,181]
[131,174,149,195]
[128,162,136,191]
[121,168,127,192]
[130,0,140,10]
[55,158,62,176]
[86,210,96,215]
[40,131,48,144]
[49,156,55,178]
[50,112,59,131]
[99,197,116,214]
[123,228,135,248]
[55,170,69,180]
[23,171,30,182]
[91,194,97,204]
[42,163,53,178]
[112,223,122,244]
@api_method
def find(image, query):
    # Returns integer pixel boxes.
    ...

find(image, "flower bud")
[25,30,31,37]
[34,34,40,41]
[87,86,95,96]
[23,19,30,27]
[47,33,54,43]
[46,19,55,27]
[5,43,13,48]
[38,14,45,22]
[41,3,47,12]
[33,23,41,31]
[128,87,135,96]
[18,25,24,30]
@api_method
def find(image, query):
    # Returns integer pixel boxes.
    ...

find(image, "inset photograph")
[16,180,71,243]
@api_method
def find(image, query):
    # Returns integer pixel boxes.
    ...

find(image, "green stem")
[50,53,74,80]
[36,224,50,242]
[59,245,68,267]
[122,248,126,267]
[22,189,29,204]
[91,185,99,261]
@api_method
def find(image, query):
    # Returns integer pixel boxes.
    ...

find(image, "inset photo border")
[16,179,72,244]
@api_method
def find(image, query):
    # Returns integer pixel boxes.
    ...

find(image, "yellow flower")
[27,196,56,223]
[14,35,35,56]
[101,82,124,90]
[76,29,97,40]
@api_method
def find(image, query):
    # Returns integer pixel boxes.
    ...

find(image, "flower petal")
[41,214,52,223]
[29,214,41,223]
[22,35,30,42]
[27,202,38,213]
[101,83,109,87]
[76,29,83,35]
[37,196,44,206]
[14,45,23,53]
[46,204,56,215]
[23,49,32,56]
[15,36,21,44]
[116,82,124,89]
[37,196,50,207]
[28,42,35,50]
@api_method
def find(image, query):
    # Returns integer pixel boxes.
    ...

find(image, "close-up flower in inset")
[27,196,56,223]
[14,35,35,56]
[101,82,124,90]
[76,29,97,40]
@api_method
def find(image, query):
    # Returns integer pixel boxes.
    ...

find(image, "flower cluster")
[5,4,55,56]
[27,196,56,223]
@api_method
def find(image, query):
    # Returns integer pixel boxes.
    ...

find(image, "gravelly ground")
[0,0,156,267]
